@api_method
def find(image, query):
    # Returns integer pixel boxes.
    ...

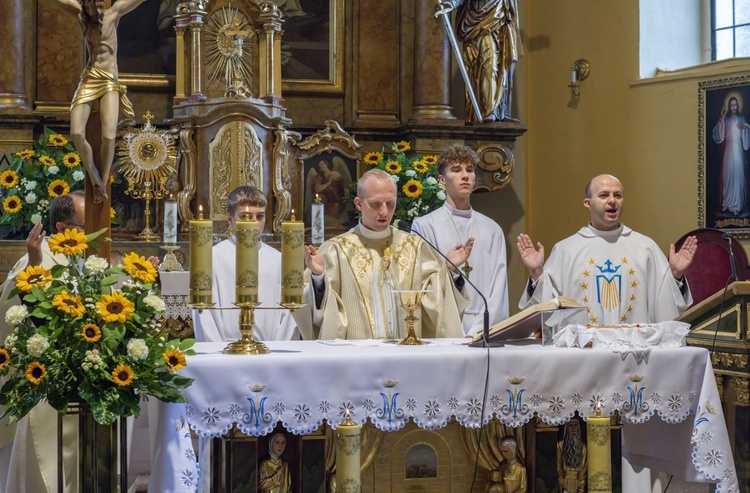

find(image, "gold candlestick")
[281,211,305,309]
[397,290,428,345]
[160,244,184,272]
[223,302,269,355]
[587,403,612,493]
[335,410,361,492]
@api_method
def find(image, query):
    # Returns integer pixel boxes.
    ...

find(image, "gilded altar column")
[188,2,207,103]
[258,2,284,100]
[173,6,190,105]
[409,0,457,124]
[0,0,35,109]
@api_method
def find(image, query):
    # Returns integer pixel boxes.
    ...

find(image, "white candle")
[189,205,213,306]
[571,69,578,84]
[311,194,324,246]
[281,209,304,305]
[163,197,178,244]
[335,410,361,491]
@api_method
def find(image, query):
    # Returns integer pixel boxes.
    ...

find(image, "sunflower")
[1,170,19,189]
[0,348,9,370]
[110,208,116,219]
[363,151,383,165]
[48,134,68,147]
[422,155,437,165]
[81,323,102,342]
[403,179,423,198]
[162,348,187,371]
[111,364,134,386]
[39,155,57,167]
[97,291,135,323]
[384,161,402,175]
[48,229,88,256]
[48,180,70,198]
[122,252,158,283]
[412,160,429,173]
[393,141,411,153]
[52,291,85,318]
[15,149,34,160]
[26,362,46,385]
[62,152,81,168]
[3,196,22,214]
[15,265,53,292]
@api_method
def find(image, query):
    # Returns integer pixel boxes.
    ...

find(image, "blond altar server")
[412,144,508,336]
[193,186,300,342]
[0,192,85,493]
[517,174,697,493]
[303,169,469,340]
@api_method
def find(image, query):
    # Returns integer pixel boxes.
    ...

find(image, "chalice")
[393,290,432,345]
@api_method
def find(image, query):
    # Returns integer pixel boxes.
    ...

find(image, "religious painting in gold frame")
[278,0,344,95]
[115,0,177,90]
[698,75,750,238]
[303,153,359,233]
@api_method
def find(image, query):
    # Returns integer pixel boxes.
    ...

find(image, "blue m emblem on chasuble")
[596,259,622,311]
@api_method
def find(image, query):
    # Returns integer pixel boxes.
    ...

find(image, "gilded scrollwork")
[296,120,361,155]
[474,144,515,192]
[177,128,196,223]
[272,128,300,233]
[729,377,749,406]
[711,352,748,369]
[715,376,724,402]
[210,122,263,218]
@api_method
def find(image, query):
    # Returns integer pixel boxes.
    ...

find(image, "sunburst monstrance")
[205,7,255,95]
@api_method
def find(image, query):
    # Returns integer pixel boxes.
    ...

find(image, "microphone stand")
[394,220,503,348]
[723,233,740,282]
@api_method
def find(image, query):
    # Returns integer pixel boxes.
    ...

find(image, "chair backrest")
[674,228,749,306]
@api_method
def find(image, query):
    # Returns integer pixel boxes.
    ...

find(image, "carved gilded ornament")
[729,377,749,406]
[475,144,515,191]
[272,128,299,233]
[204,7,255,96]
[297,120,361,153]
[715,376,724,401]
[177,128,196,222]
[210,122,262,218]
[711,352,749,369]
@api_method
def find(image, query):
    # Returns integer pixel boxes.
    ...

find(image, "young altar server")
[193,185,300,342]
[516,173,698,493]
[411,144,509,336]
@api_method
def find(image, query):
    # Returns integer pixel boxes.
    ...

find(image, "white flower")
[72,170,85,182]
[143,294,166,313]
[24,180,37,190]
[426,176,437,185]
[30,213,42,225]
[26,334,50,358]
[436,190,446,200]
[48,166,59,175]
[84,255,109,274]
[405,170,416,177]
[4,332,17,352]
[391,175,399,183]
[25,192,37,204]
[5,305,29,325]
[127,339,149,360]
[39,199,49,207]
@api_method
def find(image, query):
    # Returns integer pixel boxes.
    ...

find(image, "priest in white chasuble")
[412,144,509,336]
[517,174,696,326]
[194,186,300,342]
[303,169,469,340]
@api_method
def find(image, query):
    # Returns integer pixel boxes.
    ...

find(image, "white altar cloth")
[149,341,739,493]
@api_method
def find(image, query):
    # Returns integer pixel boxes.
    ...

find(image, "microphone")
[723,233,740,281]
[392,219,503,348]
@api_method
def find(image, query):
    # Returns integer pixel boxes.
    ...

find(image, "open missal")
[471,296,584,343]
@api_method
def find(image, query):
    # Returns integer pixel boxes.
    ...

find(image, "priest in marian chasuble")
[304,169,469,340]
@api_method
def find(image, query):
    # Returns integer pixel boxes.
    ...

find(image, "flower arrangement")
[359,141,445,222]
[0,128,85,237]
[0,229,194,425]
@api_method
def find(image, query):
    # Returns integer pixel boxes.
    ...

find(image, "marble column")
[0,0,35,110]
[409,0,457,124]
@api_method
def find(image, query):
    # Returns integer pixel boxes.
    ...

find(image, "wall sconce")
[568,59,590,97]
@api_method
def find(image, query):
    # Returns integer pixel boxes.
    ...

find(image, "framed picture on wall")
[699,74,750,238]
[302,153,359,233]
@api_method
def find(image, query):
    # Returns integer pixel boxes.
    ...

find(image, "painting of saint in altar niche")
[702,79,750,236]
[303,154,357,231]
[117,0,179,76]
[405,444,437,478]
[272,0,331,80]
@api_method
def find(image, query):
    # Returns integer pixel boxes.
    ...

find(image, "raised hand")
[669,235,697,280]
[304,245,325,276]
[516,233,545,280]
[26,222,46,267]
[446,238,474,273]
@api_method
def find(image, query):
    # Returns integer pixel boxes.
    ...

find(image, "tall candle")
[311,194,324,247]
[235,214,259,305]
[189,205,213,306]
[587,403,612,493]
[163,196,178,244]
[335,410,361,491]
[281,210,304,305]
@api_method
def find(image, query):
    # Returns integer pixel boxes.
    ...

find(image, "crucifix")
[461,261,473,279]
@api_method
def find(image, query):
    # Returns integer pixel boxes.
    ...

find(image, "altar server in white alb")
[193,186,300,342]
[411,144,509,336]
[516,173,697,493]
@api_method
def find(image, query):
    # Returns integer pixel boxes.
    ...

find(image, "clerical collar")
[357,220,392,240]
[444,201,473,218]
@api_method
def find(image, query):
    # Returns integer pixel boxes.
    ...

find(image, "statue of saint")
[50,0,144,203]
[441,0,523,123]
[259,433,292,493]
[487,436,527,493]
[556,418,587,493]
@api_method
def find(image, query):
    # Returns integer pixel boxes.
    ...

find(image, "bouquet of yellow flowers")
[360,141,445,223]
[0,229,194,425]
[0,128,85,237]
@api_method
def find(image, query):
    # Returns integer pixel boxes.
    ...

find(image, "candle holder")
[280,295,306,311]
[160,244,184,272]
[223,301,270,355]
[394,290,431,345]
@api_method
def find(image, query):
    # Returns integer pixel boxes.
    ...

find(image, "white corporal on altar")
[148,341,739,493]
